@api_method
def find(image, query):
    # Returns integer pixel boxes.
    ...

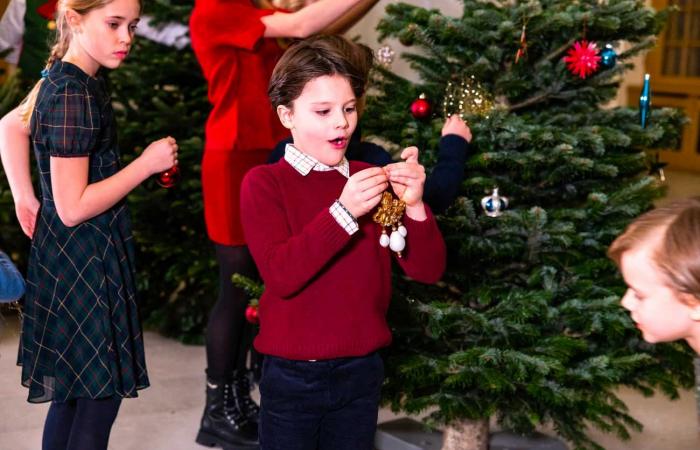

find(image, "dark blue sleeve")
[0,250,25,302]
[268,137,292,164]
[423,134,468,214]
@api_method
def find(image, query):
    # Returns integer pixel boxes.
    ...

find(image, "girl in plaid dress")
[0,0,177,448]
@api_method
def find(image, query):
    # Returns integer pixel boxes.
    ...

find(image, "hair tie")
[41,68,49,78]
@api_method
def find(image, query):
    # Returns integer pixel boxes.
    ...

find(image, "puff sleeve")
[42,81,100,158]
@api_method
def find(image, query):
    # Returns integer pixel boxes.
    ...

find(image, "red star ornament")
[563,40,601,79]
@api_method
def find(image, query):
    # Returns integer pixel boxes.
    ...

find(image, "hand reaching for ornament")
[338,167,388,218]
[384,146,426,219]
[442,115,471,142]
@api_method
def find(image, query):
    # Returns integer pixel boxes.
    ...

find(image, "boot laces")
[228,373,260,418]
[223,384,248,429]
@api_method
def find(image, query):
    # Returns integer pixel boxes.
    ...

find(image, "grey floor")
[2,169,700,450]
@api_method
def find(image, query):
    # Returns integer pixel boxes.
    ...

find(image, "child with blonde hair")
[608,197,700,353]
[0,0,177,447]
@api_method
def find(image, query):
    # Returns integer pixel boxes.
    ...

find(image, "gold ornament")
[442,75,495,121]
[372,192,407,258]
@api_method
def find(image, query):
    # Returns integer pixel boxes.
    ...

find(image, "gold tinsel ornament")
[372,192,407,258]
[442,75,495,121]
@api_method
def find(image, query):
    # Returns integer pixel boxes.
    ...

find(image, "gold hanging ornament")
[372,192,407,258]
[442,75,495,121]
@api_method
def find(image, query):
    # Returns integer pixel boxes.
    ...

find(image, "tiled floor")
[2,170,700,450]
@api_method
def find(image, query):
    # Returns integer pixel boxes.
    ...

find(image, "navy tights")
[205,244,259,381]
[42,396,121,450]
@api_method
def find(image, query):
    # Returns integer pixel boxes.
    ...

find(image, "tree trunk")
[442,418,489,450]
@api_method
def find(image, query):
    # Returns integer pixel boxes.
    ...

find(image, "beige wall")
[345,0,649,107]
[616,43,647,108]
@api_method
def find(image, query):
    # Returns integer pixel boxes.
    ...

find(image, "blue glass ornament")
[481,187,509,217]
[600,44,617,69]
[639,73,651,128]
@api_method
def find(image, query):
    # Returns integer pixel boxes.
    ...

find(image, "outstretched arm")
[423,115,470,214]
[0,106,39,238]
[322,0,379,35]
[261,0,373,38]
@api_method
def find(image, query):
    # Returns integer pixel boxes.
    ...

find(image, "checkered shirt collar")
[284,143,350,178]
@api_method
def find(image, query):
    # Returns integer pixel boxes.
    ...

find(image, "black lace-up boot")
[195,377,259,449]
[229,370,260,426]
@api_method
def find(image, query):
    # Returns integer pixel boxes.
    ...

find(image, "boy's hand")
[141,137,178,175]
[442,115,471,142]
[338,167,388,218]
[15,195,40,238]
[384,146,425,207]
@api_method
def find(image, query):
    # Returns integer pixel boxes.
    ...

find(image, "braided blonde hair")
[18,0,135,124]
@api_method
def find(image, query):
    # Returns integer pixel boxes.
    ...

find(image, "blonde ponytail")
[18,13,71,125]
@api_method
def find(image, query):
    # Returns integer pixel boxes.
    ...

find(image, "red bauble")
[410,94,431,119]
[156,165,181,188]
[245,304,259,324]
[563,40,601,79]
[37,0,57,20]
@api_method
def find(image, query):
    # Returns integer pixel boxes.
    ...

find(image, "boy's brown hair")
[608,197,700,304]
[268,35,373,109]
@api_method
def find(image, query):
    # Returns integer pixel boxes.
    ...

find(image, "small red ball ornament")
[245,303,259,324]
[156,165,180,188]
[563,40,601,79]
[410,94,431,119]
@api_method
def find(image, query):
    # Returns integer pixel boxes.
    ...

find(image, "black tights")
[206,244,259,381]
[42,397,122,450]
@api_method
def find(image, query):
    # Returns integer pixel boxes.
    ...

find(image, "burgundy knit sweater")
[240,159,446,360]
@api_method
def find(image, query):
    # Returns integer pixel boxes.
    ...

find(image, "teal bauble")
[600,44,617,70]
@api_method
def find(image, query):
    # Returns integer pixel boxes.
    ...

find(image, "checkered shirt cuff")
[330,200,359,235]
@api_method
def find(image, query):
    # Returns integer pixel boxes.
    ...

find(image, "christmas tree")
[362,1,694,449]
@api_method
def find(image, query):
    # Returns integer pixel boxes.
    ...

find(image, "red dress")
[190,0,290,245]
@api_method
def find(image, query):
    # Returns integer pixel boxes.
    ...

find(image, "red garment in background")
[190,0,290,245]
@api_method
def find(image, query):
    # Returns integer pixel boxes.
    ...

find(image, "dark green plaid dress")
[18,61,150,403]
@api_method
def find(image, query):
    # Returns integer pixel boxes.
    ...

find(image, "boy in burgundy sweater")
[240,35,446,449]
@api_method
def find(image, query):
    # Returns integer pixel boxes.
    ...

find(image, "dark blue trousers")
[0,250,24,302]
[259,352,384,450]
